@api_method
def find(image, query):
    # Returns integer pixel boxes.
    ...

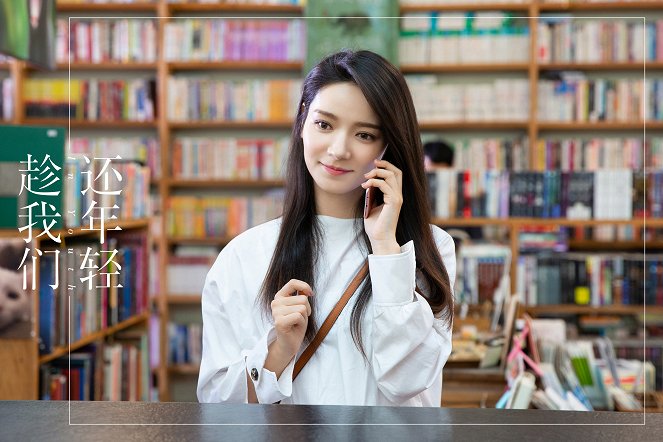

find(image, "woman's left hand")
[361,159,403,255]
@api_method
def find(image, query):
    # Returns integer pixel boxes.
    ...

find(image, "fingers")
[361,178,388,192]
[273,305,309,328]
[360,177,401,199]
[374,159,403,185]
[272,280,312,319]
[363,166,400,189]
[274,295,311,316]
[364,160,402,188]
[274,279,313,299]
[361,178,403,209]
[274,304,311,319]
[277,312,307,329]
[373,159,402,173]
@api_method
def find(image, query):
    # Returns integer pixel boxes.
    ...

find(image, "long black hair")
[257,50,453,360]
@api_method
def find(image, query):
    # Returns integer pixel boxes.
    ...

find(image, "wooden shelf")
[401,3,530,12]
[57,2,157,12]
[443,367,504,382]
[55,62,157,71]
[168,120,292,130]
[540,62,663,71]
[401,61,663,74]
[436,217,513,227]
[165,232,663,251]
[419,121,529,130]
[167,3,303,13]
[39,312,150,365]
[0,218,150,241]
[64,218,150,238]
[167,295,202,305]
[522,305,663,316]
[401,63,530,73]
[435,217,663,228]
[167,236,231,246]
[538,121,663,130]
[167,178,284,188]
[540,218,663,228]
[568,240,663,250]
[167,61,303,71]
[22,118,157,129]
[539,1,663,11]
[168,364,200,375]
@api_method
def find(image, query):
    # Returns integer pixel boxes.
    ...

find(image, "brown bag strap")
[292,260,369,381]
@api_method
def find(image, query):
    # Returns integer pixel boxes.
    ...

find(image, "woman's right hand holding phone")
[265,279,314,377]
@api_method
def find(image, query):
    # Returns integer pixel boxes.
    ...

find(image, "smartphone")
[363,145,388,219]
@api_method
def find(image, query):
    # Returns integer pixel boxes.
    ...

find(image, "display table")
[0,401,658,441]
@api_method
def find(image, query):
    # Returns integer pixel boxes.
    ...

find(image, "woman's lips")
[321,163,352,176]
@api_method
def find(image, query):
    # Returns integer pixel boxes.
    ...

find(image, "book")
[0,125,65,229]
[506,371,536,409]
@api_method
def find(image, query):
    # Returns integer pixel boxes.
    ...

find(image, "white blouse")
[197,215,456,406]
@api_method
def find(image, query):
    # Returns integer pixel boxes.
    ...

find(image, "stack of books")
[538,17,663,64]
[164,19,305,62]
[407,76,529,121]
[56,19,157,64]
[400,11,529,65]
[167,77,301,122]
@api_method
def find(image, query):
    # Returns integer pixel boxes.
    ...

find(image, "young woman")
[197,50,455,406]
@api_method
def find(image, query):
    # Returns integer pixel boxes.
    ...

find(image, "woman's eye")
[357,132,376,141]
[314,120,331,130]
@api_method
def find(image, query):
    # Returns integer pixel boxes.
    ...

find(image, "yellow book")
[535,139,545,172]
[69,79,81,119]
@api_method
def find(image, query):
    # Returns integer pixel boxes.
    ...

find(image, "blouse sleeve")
[367,226,455,404]
[196,245,296,404]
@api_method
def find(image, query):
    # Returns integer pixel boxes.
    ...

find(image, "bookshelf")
[155,0,303,401]
[23,119,158,129]
[167,61,303,71]
[57,2,158,13]
[400,2,532,12]
[521,304,663,315]
[538,1,663,11]
[56,63,159,71]
[166,3,302,13]
[401,0,663,408]
[0,219,151,400]
[2,0,661,403]
[39,312,150,365]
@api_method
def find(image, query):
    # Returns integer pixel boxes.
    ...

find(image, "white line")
[65,13,652,427]
[642,16,646,427]
[65,423,647,426]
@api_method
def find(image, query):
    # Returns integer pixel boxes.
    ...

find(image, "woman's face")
[301,82,385,212]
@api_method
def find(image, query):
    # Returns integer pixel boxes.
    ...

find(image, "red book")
[657,260,663,306]
[462,171,471,218]
[86,22,93,63]
[99,81,108,121]
[71,368,80,401]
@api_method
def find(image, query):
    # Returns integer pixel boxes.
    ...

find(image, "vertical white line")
[641,15,646,427]
[68,15,71,427]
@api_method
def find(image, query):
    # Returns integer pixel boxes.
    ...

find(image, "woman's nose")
[327,140,351,160]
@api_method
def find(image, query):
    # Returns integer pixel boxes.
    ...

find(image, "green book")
[305,0,399,72]
[0,124,65,230]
